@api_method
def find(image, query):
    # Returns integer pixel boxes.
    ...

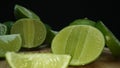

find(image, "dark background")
[0,0,119,39]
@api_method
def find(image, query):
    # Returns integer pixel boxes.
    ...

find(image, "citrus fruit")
[95,21,120,57]
[44,24,58,44]
[0,34,22,57]
[69,18,96,26]
[5,52,71,68]
[14,4,40,20]
[3,21,14,34]
[10,18,46,48]
[51,25,105,66]
[0,23,7,35]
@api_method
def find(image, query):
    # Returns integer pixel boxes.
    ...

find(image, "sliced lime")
[0,34,22,57]
[0,23,7,35]
[14,4,40,20]
[52,25,105,66]
[11,18,46,48]
[69,18,96,26]
[95,21,120,57]
[5,52,71,68]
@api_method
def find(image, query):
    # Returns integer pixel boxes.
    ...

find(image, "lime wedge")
[10,18,46,48]
[5,52,71,68]
[0,34,22,57]
[0,23,7,35]
[95,21,120,57]
[69,18,96,26]
[14,4,40,20]
[52,25,105,66]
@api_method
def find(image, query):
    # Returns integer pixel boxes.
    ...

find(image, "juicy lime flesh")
[52,25,105,65]
[96,21,120,57]
[0,34,22,57]
[11,18,46,48]
[14,5,40,20]
[0,23,7,35]
[6,52,71,68]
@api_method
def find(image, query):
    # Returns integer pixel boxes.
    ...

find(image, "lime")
[3,21,14,34]
[0,23,7,35]
[51,25,105,66]
[14,4,40,20]
[0,34,22,57]
[44,24,58,44]
[69,18,96,26]
[11,18,46,48]
[95,21,120,57]
[5,52,71,68]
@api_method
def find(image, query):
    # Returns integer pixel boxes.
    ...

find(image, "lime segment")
[5,52,71,68]
[96,21,120,57]
[11,18,46,48]
[0,34,22,57]
[14,4,40,20]
[52,25,105,66]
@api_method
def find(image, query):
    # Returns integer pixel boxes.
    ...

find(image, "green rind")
[95,21,120,57]
[52,25,105,66]
[69,18,96,26]
[44,24,58,44]
[10,18,46,48]
[3,21,14,34]
[14,4,40,20]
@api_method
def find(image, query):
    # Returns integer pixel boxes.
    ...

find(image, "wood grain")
[0,48,120,68]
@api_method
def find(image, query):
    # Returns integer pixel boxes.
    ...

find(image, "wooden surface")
[0,47,120,68]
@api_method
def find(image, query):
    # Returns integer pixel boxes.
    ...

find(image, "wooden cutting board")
[0,47,120,68]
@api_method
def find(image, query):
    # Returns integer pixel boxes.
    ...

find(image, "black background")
[0,0,119,39]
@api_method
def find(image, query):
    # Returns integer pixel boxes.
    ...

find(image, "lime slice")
[0,34,22,57]
[51,25,105,66]
[3,21,14,34]
[69,18,96,26]
[5,52,71,68]
[14,4,40,20]
[95,21,120,57]
[0,23,7,35]
[10,18,46,48]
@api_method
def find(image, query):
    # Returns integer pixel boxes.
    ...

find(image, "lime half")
[14,4,40,20]
[96,21,120,57]
[52,25,105,66]
[11,18,46,48]
[6,52,71,68]
[0,34,22,57]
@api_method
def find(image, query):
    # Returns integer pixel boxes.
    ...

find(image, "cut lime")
[52,25,105,66]
[11,18,46,48]
[3,21,14,34]
[95,21,120,57]
[0,34,22,57]
[5,52,71,68]
[14,4,40,20]
[0,23,7,35]
[69,18,96,26]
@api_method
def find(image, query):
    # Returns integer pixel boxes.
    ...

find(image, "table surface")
[0,47,120,68]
